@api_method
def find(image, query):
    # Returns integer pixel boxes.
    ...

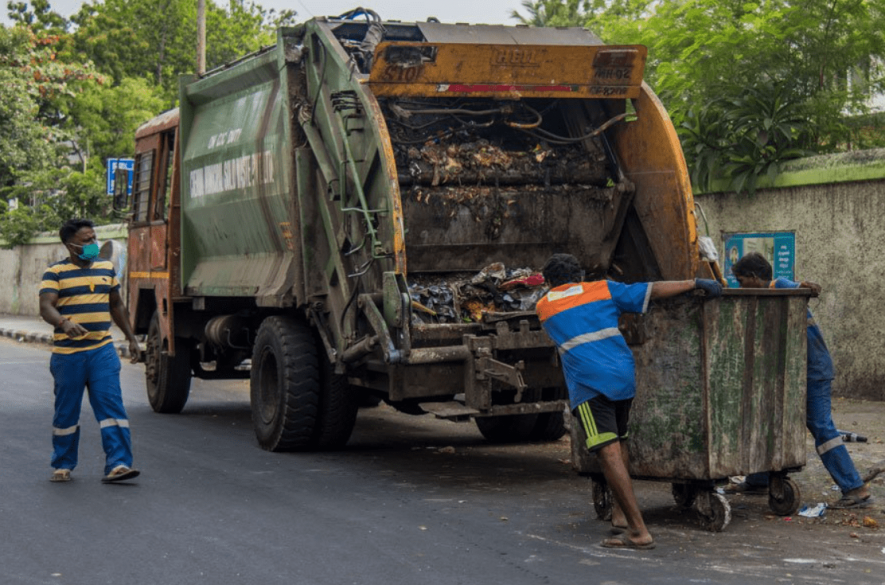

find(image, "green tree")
[5,0,67,32]
[0,22,108,245]
[0,27,55,189]
[0,165,107,248]
[511,0,589,26]
[206,0,295,67]
[62,77,166,167]
[0,25,101,188]
[2,0,297,243]
[69,0,295,102]
[68,0,193,101]
[0,203,42,248]
[579,0,885,192]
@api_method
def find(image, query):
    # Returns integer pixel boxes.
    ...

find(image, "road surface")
[2,337,883,584]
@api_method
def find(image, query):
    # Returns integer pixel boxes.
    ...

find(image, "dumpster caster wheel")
[592,479,613,521]
[695,491,731,532]
[672,483,697,509]
[768,478,801,516]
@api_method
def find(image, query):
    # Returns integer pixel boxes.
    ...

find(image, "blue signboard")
[106,158,135,195]
[722,232,795,288]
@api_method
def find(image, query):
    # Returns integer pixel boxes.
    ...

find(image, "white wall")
[696,177,885,401]
[0,224,128,316]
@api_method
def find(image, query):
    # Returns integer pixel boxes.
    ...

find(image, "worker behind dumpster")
[727,252,874,509]
[536,253,723,549]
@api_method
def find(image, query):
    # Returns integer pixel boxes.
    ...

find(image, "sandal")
[829,493,875,509]
[102,465,140,483]
[601,534,656,550]
[50,469,71,482]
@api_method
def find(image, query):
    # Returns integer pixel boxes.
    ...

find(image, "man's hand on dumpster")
[694,278,723,298]
[799,280,822,297]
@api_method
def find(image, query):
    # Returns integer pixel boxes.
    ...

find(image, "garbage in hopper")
[408,263,547,324]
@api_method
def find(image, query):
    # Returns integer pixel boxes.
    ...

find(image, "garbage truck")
[120,9,722,453]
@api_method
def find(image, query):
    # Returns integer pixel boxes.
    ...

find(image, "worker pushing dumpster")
[571,288,811,531]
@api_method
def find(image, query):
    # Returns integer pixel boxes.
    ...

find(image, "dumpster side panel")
[706,296,807,477]
[627,300,707,478]
[706,297,747,472]
[782,298,809,467]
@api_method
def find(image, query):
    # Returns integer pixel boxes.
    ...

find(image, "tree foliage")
[1,0,297,245]
[516,0,885,193]
[0,166,107,248]
[0,25,100,189]
[511,0,590,26]
[61,77,166,167]
[68,0,293,103]
[5,0,66,32]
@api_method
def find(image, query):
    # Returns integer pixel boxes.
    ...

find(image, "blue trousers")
[747,378,863,494]
[50,342,133,475]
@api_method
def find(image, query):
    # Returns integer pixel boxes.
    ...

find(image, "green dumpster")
[570,289,810,531]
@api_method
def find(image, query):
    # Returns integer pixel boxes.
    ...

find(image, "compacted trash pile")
[408,263,547,324]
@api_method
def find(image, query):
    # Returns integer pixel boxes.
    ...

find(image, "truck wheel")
[145,311,192,414]
[474,414,539,443]
[250,317,320,451]
[529,411,567,441]
[310,346,359,449]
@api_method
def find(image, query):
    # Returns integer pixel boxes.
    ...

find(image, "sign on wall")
[722,231,795,288]
[106,158,135,195]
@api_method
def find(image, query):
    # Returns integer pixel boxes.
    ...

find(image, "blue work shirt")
[536,280,652,407]
[771,277,835,381]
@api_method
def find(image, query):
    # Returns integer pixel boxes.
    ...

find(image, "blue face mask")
[71,241,101,261]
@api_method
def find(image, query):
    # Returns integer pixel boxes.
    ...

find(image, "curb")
[0,326,132,358]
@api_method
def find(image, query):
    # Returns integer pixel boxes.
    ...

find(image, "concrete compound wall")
[695,149,885,401]
[0,224,128,317]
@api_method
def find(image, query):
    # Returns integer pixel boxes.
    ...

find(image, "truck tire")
[145,311,192,414]
[529,388,568,441]
[529,411,567,442]
[474,414,539,443]
[310,346,359,449]
[250,317,320,451]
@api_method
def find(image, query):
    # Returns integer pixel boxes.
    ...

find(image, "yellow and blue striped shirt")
[39,259,120,354]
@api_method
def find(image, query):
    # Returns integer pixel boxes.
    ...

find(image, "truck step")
[419,401,480,421]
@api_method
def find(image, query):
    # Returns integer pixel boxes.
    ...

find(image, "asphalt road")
[2,338,884,585]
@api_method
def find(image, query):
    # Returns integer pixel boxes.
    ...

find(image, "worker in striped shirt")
[39,218,142,484]
[536,253,722,550]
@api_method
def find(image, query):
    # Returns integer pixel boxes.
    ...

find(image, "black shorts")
[575,395,632,452]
